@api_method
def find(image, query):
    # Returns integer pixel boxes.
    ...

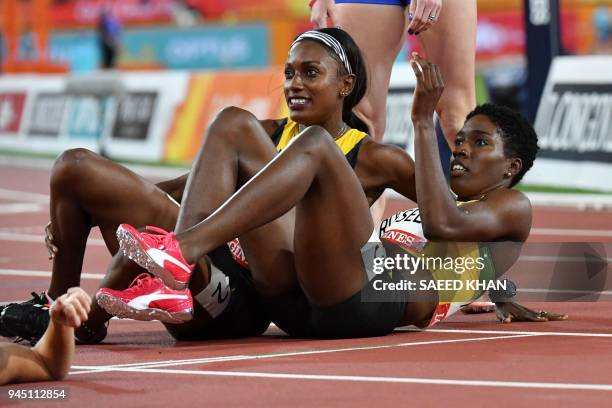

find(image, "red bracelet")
[309,0,317,8]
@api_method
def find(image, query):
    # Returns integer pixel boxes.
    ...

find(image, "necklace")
[334,123,348,140]
[297,123,348,140]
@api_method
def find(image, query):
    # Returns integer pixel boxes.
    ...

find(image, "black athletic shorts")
[264,241,408,339]
[167,244,270,340]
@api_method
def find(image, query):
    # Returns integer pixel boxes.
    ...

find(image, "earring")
[506,172,512,177]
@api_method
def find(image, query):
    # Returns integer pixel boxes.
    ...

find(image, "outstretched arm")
[0,288,90,385]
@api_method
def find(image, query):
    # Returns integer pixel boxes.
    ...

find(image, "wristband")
[488,279,517,303]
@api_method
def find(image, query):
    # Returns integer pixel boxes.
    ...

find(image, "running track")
[1,161,611,407]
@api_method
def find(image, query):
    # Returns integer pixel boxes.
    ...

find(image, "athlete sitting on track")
[1,27,416,344]
[1,28,562,345]
[0,288,89,385]
[108,33,566,338]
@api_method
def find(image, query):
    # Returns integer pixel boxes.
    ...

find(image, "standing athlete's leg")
[418,0,477,145]
[333,4,406,224]
[334,4,406,141]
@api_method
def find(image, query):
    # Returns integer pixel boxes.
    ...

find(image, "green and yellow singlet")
[378,200,497,327]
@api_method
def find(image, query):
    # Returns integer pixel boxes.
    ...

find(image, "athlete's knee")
[209,106,259,141]
[51,148,98,191]
[293,125,336,155]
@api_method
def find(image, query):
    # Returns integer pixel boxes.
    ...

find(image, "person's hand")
[409,52,444,123]
[495,302,568,324]
[50,288,91,328]
[310,0,339,28]
[407,0,442,35]
[44,222,58,260]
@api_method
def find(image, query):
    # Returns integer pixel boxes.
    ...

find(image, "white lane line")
[0,203,46,214]
[70,334,538,374]
[0,231,105,245]
[0,188,49,203]
[0,226,46,233]
[531,228,612,237]
[72,367,612,391]
[0,268,104,280]
[397,328,612,338]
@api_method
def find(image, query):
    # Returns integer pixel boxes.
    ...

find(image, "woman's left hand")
[407,0,443,35]
[495,302,568,323]
[409,52,444,123]
[50,287,91,328]
[44,222,58,260]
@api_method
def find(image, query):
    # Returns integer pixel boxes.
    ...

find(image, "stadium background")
[0,0,611,195]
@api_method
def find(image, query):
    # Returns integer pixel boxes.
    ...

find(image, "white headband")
[290,30,352,75]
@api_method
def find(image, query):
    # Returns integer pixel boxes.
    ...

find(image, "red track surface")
[1,165,612,407]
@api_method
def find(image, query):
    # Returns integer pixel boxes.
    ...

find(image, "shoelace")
[125,273,158,293]
[2,292,49,310]
[145,225,170,235]
[142,226,174,249]
[30,291,52,307]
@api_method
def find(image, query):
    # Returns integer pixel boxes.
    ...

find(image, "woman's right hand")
[310,0,339,28]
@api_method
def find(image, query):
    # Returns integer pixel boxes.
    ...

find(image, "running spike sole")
[96,293,193,325]
[116,225,189,291]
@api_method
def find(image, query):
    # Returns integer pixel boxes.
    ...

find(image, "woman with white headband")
[103,28,565,339]
[4,28,422,343]
[94,27,422,339]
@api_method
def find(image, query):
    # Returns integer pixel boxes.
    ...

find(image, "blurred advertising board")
[48,0,308,28]
[52,0,174,27]
[523,56,612,192]
[122,24,269,70]
[49,31,100,72]
[384,64,417,157]
[399,7,597,62]
[39,24,270,72]
[0,72,186,161]
[0,68,286,163]
[0,93,27,135]
[164,70,286,163]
